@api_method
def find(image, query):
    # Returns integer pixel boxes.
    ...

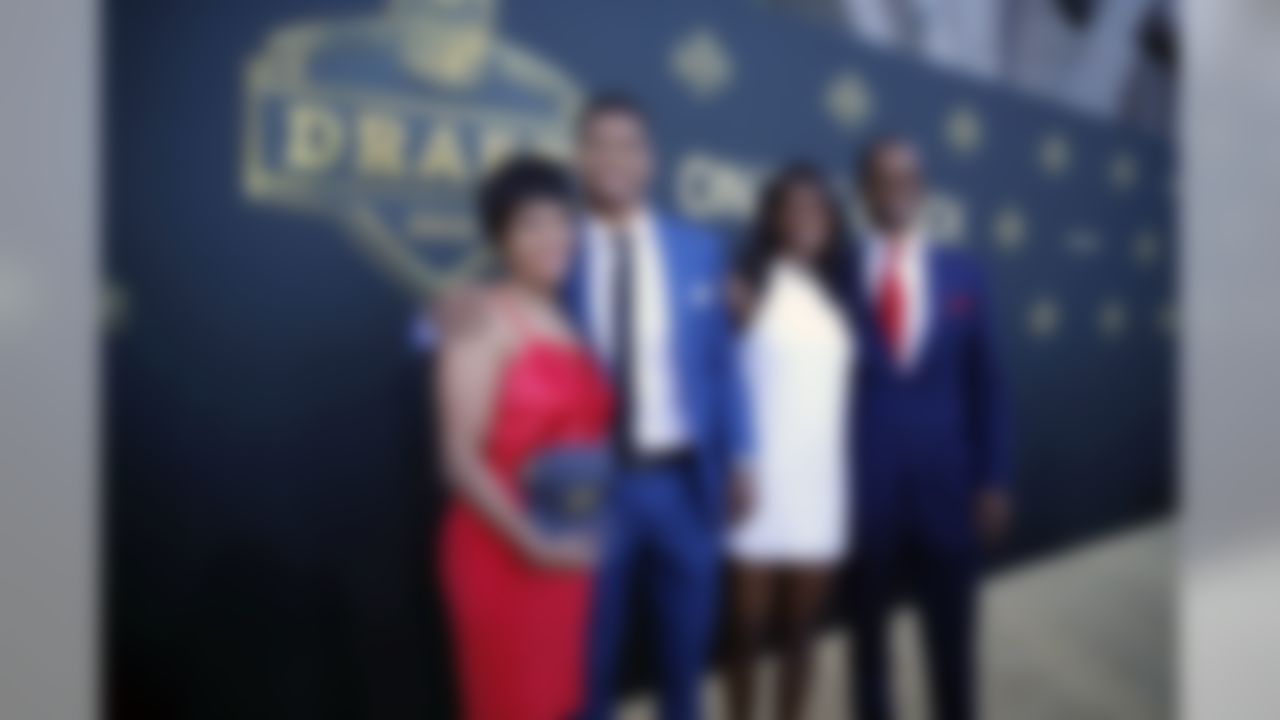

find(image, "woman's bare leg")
[776,566,835,720]
[727,563,776,720]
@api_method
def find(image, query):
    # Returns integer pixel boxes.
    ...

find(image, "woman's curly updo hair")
[478,156,574,242]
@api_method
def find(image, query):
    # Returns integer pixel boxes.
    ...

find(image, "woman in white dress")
[725,163,857,720]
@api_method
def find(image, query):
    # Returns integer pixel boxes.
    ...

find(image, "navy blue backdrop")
[109,1,1174,717]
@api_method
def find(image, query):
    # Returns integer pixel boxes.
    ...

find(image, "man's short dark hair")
[477,156,573,240]
[576,91,650,138]
[853,134,915,185]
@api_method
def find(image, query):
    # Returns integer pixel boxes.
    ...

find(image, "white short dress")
[727,261,856,564]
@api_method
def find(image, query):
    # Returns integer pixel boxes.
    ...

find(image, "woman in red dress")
[437,158,611,720]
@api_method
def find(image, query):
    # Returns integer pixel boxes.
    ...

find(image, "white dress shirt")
[863,232,931,371]
[584,209,690,453]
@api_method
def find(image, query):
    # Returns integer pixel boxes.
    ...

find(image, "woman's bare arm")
[434,307,594,568]
[436,314,538,554]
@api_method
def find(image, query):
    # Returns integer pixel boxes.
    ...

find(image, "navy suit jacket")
[848,244,1011,550]
[562,213,752,527]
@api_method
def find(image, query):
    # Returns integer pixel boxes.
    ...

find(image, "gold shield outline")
[241,1,583,298]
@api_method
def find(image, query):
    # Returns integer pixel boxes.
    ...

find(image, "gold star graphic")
[102,281,131,333]
[1039,132,1072,177]
[670,28,734,101]
[1133,229,1161,268]
[1098,299,1129,339]
[1064,228,1101,257]
[1026,296,1061,340]
[944,105,983,157]
[824,71,875,131]
[1109,151,1140,192]
[1157,303,1177,336]
[992,205,1028,253]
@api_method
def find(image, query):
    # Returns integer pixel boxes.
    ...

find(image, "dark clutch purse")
[523,443,613,535]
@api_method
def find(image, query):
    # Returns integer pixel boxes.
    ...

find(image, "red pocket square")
[947,295,975,316]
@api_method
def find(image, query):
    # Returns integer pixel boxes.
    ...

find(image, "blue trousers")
[581,464,719,720]
[851,472,979,720]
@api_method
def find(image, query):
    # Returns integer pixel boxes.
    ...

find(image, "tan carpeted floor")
[619,522,1172,719]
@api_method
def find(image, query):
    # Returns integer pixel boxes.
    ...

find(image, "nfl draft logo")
[242,0,582,295]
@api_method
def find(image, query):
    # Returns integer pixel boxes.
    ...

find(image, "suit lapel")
[915,245,944,371]
[654,215,691,369]
[563,225,592,342]
[654,214,702,442]
[852,244,891,371]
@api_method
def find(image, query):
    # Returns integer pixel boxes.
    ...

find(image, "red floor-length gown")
[439,307,612,720]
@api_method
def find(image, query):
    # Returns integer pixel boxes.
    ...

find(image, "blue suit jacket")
[848,244,1011,549]
[563,213,751,527]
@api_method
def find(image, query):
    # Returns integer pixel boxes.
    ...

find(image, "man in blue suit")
[846,137,1012,720]
[566,95,751,720]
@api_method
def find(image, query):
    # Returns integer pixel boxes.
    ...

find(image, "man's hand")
[975,487,1012,549]
[727,468,755,527]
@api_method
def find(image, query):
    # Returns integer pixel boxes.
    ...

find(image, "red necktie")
[876,245,907,362]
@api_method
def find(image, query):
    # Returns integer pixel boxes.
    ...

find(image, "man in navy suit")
[566,95,752,720]
[846,137,1012,720]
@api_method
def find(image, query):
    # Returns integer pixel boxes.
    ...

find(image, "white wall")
[0,1,96,718]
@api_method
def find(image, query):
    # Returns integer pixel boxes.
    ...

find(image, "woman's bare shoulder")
[439,288,515,358]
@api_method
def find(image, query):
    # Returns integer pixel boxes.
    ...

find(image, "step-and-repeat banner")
[109,0,1174,715]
